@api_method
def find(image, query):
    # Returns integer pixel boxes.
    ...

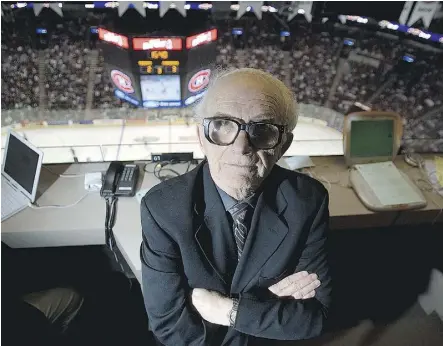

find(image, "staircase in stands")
[85,49,99,112]
[38,50,47,110]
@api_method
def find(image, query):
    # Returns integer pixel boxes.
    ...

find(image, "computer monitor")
[343,111,403,166]
[2,130,44,202]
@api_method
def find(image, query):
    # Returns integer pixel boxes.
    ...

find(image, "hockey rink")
[1,118,343,164]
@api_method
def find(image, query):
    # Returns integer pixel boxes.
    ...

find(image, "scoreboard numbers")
[151,51,169,60]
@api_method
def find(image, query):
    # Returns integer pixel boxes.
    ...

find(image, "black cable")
[154,161,181,181]
[105,197,110,240]
[105,196,117,251]
[109,197,117,231]
[185,160,193,173]
[103,197,135,288]
[158,166,181,179]
[143,162,157,174]
[153,161,164,180]
[145,160,197,182]
[104,196,128,274]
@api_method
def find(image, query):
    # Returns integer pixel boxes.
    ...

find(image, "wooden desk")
[2,155,442,283]
[309,155,443,229]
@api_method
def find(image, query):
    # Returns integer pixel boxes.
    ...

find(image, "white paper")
[84,172,102,192]
[277,157,290,170]
[355,162,423,206]
[284,156,315,170]
[424,159,443,197]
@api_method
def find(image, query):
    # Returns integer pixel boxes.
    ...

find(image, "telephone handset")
[100,161,139,198]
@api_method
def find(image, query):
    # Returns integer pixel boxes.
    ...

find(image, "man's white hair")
[193,67,299,131]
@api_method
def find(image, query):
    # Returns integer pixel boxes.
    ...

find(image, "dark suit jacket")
[140,161,332,346]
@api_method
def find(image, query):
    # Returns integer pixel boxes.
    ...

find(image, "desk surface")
[2,155,442,283]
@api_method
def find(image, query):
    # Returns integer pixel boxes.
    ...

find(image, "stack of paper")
[355,162,423,206]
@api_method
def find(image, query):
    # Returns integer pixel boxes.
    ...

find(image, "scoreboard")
[132,37,185,77]
[98,29,216,108]
[135,51,182,75]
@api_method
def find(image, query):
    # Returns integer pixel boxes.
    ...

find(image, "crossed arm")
[140,194,331,344]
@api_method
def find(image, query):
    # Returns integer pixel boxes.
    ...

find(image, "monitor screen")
[350,119,394,158]
[140,75,181,102]
[3,134,40,195]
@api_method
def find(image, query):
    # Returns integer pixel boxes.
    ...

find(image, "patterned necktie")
[228,201,253,260]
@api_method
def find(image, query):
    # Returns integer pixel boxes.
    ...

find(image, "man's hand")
[191,288,233,326]
[268,271,320,300]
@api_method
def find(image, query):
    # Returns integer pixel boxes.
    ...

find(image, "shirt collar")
[215,184,259,211]
[215,185,238,211]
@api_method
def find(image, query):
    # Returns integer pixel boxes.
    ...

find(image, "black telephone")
[100,161,140,198]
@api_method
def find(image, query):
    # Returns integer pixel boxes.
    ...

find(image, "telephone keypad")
[116,164,139,197]
[122,165,135,182]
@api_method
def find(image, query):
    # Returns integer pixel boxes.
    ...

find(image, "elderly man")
[140,68,332,345]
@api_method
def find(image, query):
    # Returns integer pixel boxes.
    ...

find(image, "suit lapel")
[231,178,289,293]
[194,164,238,286]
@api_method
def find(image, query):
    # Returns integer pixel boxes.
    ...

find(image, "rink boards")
[1,117,343,164]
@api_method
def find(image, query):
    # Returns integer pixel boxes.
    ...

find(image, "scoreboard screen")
[132,37,182,51]
[140,75,182,108]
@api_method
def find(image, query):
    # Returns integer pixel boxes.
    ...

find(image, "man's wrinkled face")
[198,74,291,199]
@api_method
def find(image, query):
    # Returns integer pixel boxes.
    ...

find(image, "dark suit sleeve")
[140,197,213,346]
[233,193,332,340]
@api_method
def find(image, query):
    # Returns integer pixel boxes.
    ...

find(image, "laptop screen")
[350,119,394,158]
[3,134,40,195]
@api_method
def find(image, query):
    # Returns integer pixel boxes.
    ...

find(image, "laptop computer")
[1,130,44,222]
[343,111,426,211]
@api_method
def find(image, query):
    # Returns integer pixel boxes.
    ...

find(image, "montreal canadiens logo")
[188,69,211,93]
[111,70,134,94]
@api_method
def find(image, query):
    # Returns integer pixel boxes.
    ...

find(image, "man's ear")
[196,124,206,154]
[280,132,294,157]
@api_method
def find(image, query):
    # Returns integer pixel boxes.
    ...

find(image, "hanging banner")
[252,1,263,20]
[398,1,414,25]
[407,1,439,28]
[237,1,263,20]
[49,3,63,17]
[33,3,63,17]
[118,1,130,16]
[159,1,186,18]
[288,1,313,22]
[132,2,146,17]
[33,3,44,16]
[118,1,146,17]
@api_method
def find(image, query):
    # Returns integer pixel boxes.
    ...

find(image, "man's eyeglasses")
[203,118,287,150]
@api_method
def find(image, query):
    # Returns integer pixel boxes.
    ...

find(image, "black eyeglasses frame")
[202,117,287,150]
